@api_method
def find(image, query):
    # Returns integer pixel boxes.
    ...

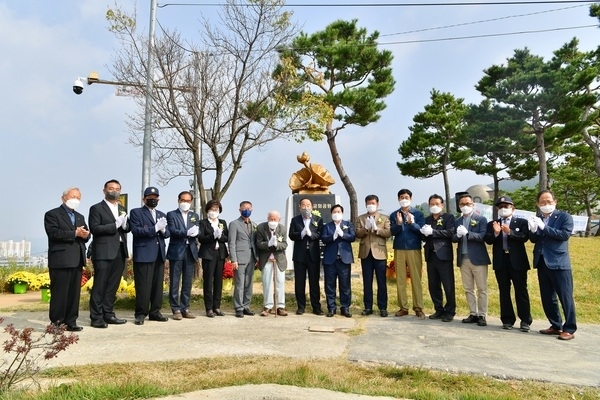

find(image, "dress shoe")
[134,316,145,325]
[66,325,83,332]
[395,309,409,317]
[428,310,444,320]
[313,309,324,316]
[380,310,388,317]
[260,308,272,317]
[442,314,454,322]
[243,308,255,316]
[539,327,562,335]
[149,313,169,322]
[235,310,244,318]
[182,310,196,319]
[415,309,426,319]
[519,322,530,332]
[462,315,479,323]
[173,311,183,320]
[558,332,575,341]
[206,310,215,318]
[326,310,336,317]
[91,319,108,329]
[361,309,373,316]
[296,309,305,315]
[341,308,352,318]
[213,309,225,316]
[276,308,288,316]
[104,317,127,325]
[502,323,513,330]
[477,316,487,326]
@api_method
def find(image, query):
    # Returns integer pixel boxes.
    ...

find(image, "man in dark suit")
[166,191,200,320]
[129,186,170,325]
[420,194,456,322]
[198,199,229,317]
[528,190,577,341]
[321,204,356,317]
[88,179,130,328]
[484,196,532,332]
[452,194,491,327]
[288,198,324,315]
[228,200,257,318]
[44,187,90,331]
[255,210,288,316]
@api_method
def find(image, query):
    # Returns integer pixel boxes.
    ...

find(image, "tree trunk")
[326,131,358,224]
[492,173,500,220]
[442,166,451,214]
[534,110,548,190]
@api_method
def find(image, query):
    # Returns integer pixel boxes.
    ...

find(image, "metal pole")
[141,0,157,199]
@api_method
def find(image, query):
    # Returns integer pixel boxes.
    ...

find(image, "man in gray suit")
[166,191,200,320]
[452,194,491,327]
[255,210,288,316]
[228,201,257,318]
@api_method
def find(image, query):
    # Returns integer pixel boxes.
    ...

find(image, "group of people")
[44,182,577,341]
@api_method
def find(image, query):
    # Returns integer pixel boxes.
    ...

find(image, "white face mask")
[429,205,442,215]
[65,198,80,210]
[179,202,191,212]
[268,221,278,230]
[366,204,377,213]
[460,206,473,215]
[399,199,411,208]
[539,204,556,214]
[331,213,343,222]
[498,207,513,218]
[207,210,219,219]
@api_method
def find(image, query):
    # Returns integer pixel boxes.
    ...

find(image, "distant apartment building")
[0,240,31,258]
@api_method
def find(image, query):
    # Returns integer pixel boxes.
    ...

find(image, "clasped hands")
[527,216,545,233]
[115,214,128,229]
[268,235,277,247]
[155,217,167,232]
[213,227,222,239]
[420,224,433,236]
[187,225,199,237]
[364,216,378,231]
[456,225,468,238]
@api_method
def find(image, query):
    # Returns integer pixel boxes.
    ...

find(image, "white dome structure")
[465,184,492,203]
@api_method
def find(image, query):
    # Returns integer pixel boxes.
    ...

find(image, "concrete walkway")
[1,292,599,398]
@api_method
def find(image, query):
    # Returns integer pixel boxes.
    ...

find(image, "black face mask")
[145,198,159,208]
[105,191,120,201]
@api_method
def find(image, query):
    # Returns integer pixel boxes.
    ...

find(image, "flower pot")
[13,283,27,294]
[41,288,51,302]
[222,278,233,292]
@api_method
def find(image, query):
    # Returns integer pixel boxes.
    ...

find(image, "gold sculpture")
[289,152,335,194]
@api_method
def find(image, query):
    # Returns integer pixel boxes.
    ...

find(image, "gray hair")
[62,187,80,197]
[267,210,281,220]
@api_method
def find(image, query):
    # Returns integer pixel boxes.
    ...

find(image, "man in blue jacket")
[390,189,426,318]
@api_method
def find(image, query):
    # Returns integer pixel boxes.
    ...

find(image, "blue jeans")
[168,247,195,312]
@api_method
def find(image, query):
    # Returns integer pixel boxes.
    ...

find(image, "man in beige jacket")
[355,195,392,317]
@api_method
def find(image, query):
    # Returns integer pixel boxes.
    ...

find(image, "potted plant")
[222,260,234,291]
[29,272,51,302]
[6,271,36,294]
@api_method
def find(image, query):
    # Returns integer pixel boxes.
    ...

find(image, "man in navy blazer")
[129,187,170,325]
[166,191,200,320]
[44,187,90,331]
[288,198,324,315]
[484,196,532,332]
[452,194,491,327]
[88,179,130,328]
[321,204,356,317]
[528,190,577,341]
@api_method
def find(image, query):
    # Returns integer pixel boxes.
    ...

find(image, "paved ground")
[1,291,599,399]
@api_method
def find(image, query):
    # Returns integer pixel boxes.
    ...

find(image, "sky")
[0,0,598,255]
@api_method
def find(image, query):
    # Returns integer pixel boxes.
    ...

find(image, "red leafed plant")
[222,261,234,279]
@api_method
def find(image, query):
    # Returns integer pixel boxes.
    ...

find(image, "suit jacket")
[255,222,288,271]
[529,210,573,270]
[390,207,426,250]
[452,213,491,267]
[423,213,455,262]
[129,206,170,263]
[288,214,323,263]
[321,220,356,265]
[44,204,90,269]
[166,209,200,261]
[484,217,530,271]
[198,218,229,260]
[355,212,391,260]
[88,200,130,261]
[227,217,257,265]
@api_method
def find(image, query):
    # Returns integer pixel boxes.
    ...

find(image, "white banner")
[473,203,588,233]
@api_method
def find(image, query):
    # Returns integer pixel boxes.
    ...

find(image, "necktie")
[67,211,75,225]
[502,219,508,251]
[151,209,156,222]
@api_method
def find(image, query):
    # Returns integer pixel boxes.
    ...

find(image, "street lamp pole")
[141,0,157,199]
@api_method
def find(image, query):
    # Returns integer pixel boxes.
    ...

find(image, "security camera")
[73,78,84,95]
